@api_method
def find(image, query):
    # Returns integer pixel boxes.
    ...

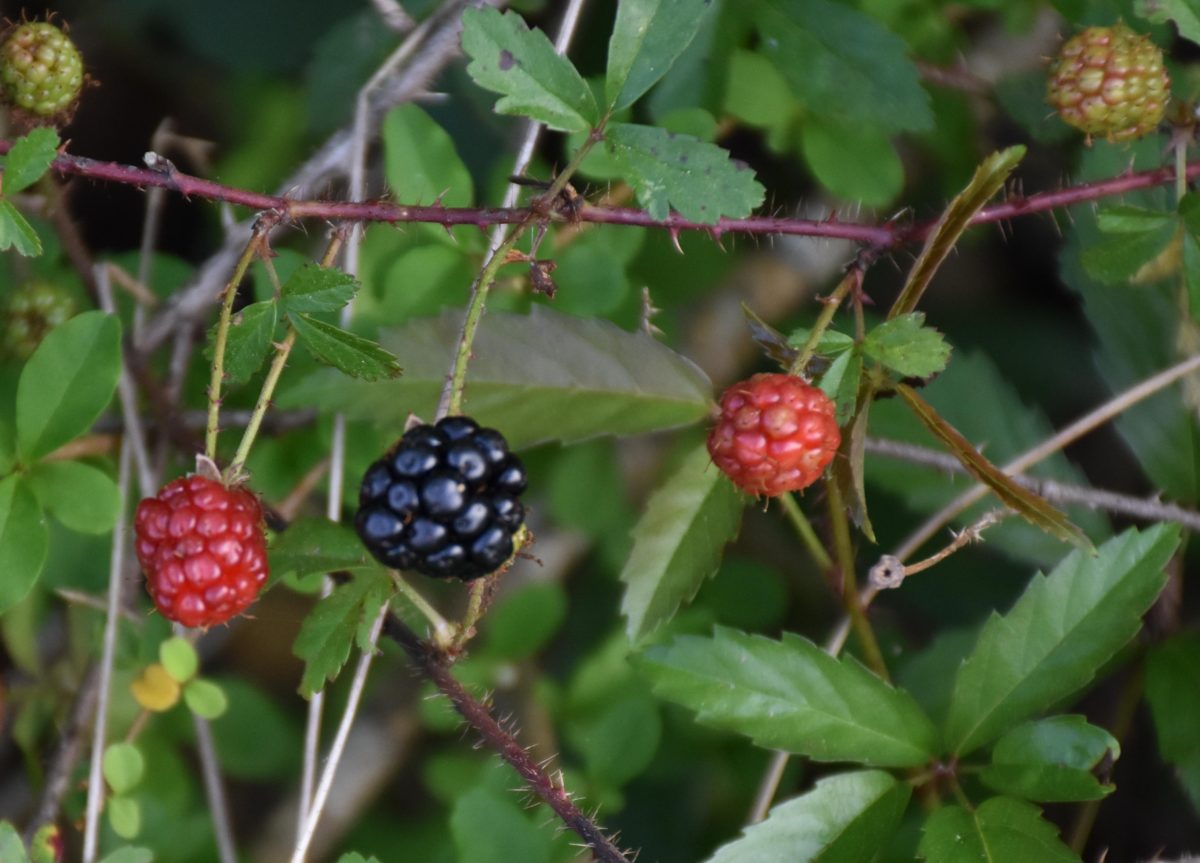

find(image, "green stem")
[452,577,491,654]
[1175,136,1188,205]
[205,225,272,460]
[788,269,860,376]
[392,571,454,648]
[443,129,605,417]
[224,329,296,483]
[825,478,889,681]
[777,492,833,571]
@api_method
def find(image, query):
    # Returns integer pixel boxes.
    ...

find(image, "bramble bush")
[1,1,1199,862]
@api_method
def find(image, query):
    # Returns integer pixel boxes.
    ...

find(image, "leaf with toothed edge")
[460,7,598,133]
[293,568,393,698]
[605,0,719,112]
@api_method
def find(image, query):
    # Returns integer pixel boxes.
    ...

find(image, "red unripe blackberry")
[707,373,840,497]
[355,416,527,580]
[134,475,269,628]
[1046,24,1169,142]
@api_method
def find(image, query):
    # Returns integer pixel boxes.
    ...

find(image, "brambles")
[1046,23,1169,142]
[2,279,75,358]
[0,20,84,121]
[133,475,269,628]
[707,373,841,496]
[355,416,527,580]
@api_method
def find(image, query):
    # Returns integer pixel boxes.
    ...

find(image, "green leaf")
[98,849,153,863]
[1145,633,1200,812]
[3,127,59,195]
[945,524,1179,756]
[724,49,796,137]
[890,147,1025,319]
[800,117,904,207]
[383,104,474,207]
[280,264,358,315]
[460,7,598,132]
[0,475,49,614]
[862,313,951,378]
[103,742,146,795]
[25,460,119,535]
[270,517,382,583]
[335,854,382,863]
[753,0,932,134]
[293,569,393,697]
[605,122,765,223]
[206,299,278,385]
[705,770,910,863]
[1081,207,1177,285]
[606,0,718,111]
[896,383,1090,551]
[1136,0,1200,45]
[918,797,1078,863]
[619,441,745,642]
[16,311,122,461]
[107,796,141,840]
[0,199,43,256]
[158,637,199,684]
[183,679,229,719]
[280,305,713,449]
[483,582,567,661]
[785,327,855,355]
[639,627,938,766]
[818,348,862,425]
[288,312,402,381]
[451,786,551,863]
[566,690,662,789]
[209,677,303,781]
[0,821,30,863]
[981,715,1118,803]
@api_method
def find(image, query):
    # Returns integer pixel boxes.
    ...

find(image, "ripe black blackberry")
[355,416,527,580]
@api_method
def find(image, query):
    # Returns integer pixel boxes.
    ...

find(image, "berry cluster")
[707,373,840,497]
[355,416,527,580]
[0,21,84,120]
[3,279,76,359]
[1046,23,1169,142]
[134,475,269,628]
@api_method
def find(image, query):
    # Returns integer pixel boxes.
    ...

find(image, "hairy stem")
[788,268,860,375]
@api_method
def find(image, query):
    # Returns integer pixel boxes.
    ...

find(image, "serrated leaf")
[1136,0,1200,45]
[896,383,1090,550]
[862,313,951,378]
[270,518,383,584]
[605,122,764,223]
[103,742,145,795]
[183,679,229,719]
[335,854,382,863]
[280,305,713,449]
[288,312,402,381]
[25,460,119,535]
[706,770,909,863]
[818,348,862,424]
[945,524,1179,756]
[0,475,48,614]
[294,569,392,697]
[639,627,938,766]
[461,7,598,132]
[3,127,59,195]
[785,326,855,355]
[918,797,1079,863]
[1081,216,1178,285]
[17,311,122,461]
[209,300,276,387]
[832,388,875,541]
[383,103,474,207]
[890,147,1025,319]
[981,715,1118,803]
[1145,633,1200,812]
[280,264,358,315]
[0,199,43,256]
[753,0,932,134]
[606,0,718,111]
[619,441,745,642]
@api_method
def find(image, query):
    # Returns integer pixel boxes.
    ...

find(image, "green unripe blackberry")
[1046,24,1170,142]
[3,279,76,359]
[0,21,84,120]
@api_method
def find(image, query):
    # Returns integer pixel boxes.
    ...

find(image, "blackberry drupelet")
[355,416,527,580]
